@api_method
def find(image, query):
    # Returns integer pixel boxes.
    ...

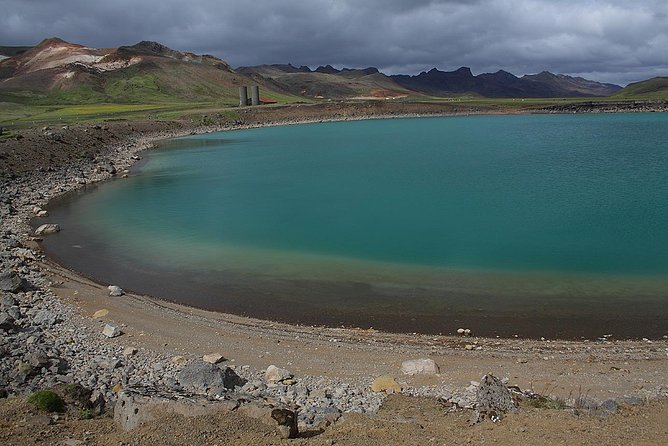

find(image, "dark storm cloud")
[1,0,666,85]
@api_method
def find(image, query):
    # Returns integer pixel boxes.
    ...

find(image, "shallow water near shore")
[40,114,668,338]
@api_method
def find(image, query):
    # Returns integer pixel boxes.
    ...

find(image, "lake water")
[41,114,668,338]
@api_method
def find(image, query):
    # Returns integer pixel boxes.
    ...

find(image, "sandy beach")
[1,102,667,444]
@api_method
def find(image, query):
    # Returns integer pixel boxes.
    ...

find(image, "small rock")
[102,324,122,338]
[371,375,401,393]
[36,210,49,218]
[108,285,124,297]
[35,223,61,236]
[93,309,109,318]
[265,365,293,383]
[203,353,225,364]
[0,312,16,331]
[171,356,187,365]
[122,347,138,356]
[400,358,439,376]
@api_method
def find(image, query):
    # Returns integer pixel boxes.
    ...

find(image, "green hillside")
[615,77,668,99]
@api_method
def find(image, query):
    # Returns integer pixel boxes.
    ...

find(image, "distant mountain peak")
[315,64,340,74]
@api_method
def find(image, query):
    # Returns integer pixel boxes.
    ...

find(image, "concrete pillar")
[239,86,248,107]
[251,85,260,106]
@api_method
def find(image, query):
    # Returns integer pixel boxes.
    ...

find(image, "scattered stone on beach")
[177,361,246,394]
[123,347,138,356]
[371,375,401,393]
[33,309,58,326]
[265,365,293,384]
[470,374,516,424]
[13,248,37,261]
[33,206,49,217]
[171,356,187,365]
[203,353,225,364]
[0,312,16,331]
[92,309,109,318]
[401,358,439,376]
[0,270,24,293]
[35,223,60,236]
[108,285,124,296]
[102,323,122,338]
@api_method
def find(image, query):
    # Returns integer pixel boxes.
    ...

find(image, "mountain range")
[1,38,665,105]
[0,38,295,104]
[239,64,623,99]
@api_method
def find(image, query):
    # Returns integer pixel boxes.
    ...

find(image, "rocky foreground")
[1,106,667,443]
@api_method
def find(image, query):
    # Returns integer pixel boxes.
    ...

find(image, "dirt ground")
[2,393,667,445]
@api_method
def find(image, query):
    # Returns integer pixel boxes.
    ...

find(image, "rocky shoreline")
[1,106,667,440]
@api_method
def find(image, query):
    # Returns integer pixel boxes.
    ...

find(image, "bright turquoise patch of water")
[42,113,668,338]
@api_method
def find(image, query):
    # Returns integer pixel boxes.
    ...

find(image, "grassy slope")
[0,57,305,126]
[614,77,668,99]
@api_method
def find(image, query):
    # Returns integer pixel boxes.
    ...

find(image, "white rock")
[400,358,439,376]
[203,353,225,364]
[36,210,49,217]
[108,285,124,296]
[102,324,122,338]
[35,223,60,236]
[457,328,465,334]
[265,365,293,383]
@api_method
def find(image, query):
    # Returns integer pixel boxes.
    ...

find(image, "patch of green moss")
[27,390,65,413]
[526,395,568,410]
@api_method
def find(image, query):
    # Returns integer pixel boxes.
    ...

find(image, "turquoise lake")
[42,114,668,338]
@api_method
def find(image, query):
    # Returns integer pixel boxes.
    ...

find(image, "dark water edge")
[38,224,667,340]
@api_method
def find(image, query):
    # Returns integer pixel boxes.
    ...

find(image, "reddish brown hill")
[0,38,294,104]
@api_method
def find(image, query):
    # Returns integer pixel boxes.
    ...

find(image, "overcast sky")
[1,0,667,85]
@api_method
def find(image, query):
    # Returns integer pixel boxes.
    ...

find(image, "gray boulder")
[33,309,58,326]
[0,312,16,331]
[35,224,60,236]
[0,294,18,308]
[107,285,124,297]
[470,374,517,424]
[177,361,246,394]
[0,271,23,293]
[115,388,238,431]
